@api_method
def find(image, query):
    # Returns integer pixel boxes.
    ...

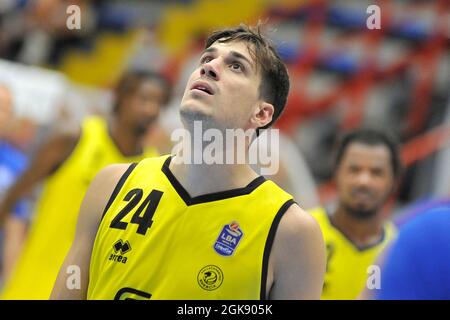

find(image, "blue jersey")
[0,141,29,220]
[378,204,450,300]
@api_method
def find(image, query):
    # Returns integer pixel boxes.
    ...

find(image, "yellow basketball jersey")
[2,116,158,300]
[309,207,396,300]
[87,155,294,300]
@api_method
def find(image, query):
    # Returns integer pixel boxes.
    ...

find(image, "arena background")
[0,0,449,271]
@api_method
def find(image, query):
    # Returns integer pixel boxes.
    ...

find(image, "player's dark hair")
[204,23,290,131]
[334,128,402,178]
[113,70,171,113]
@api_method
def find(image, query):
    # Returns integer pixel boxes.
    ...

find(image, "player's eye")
[371,168,384,177]
[348,166,360,174]
[230,62,244,72]
[200,56,213,64]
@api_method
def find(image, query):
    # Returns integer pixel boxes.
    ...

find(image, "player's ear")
[251,101,274,129]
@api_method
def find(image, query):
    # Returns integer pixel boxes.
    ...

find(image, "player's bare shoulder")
[87,163,133,210]
[90,163,132,191]
[268,203,326,299]
[272,203,325,262]
[77,163,134,234]
[279,204,323,241]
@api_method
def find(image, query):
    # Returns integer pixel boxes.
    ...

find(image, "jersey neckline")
[161,156,267,206]
[324,208,387,252]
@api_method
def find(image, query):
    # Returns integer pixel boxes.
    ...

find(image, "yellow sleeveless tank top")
[309,207,397,300]
[2,116,158,299]
[87,155,294,300]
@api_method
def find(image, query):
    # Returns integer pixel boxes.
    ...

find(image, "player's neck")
[331,206,385,248]
[109,118,143,157]
[169,157,259,198]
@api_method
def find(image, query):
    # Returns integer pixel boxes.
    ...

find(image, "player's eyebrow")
[201,47,255,71]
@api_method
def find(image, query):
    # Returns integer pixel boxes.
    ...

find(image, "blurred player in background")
[0,70,171,299]
[0,84,31,283]
[309,129,401,299]
[51,24,325,300]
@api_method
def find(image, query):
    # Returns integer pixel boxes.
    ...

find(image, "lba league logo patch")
[214,221,243,256]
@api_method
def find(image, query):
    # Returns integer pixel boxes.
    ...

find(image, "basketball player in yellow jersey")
[51,24,326,300]
[309,129,401,300]
[0,70,171,299]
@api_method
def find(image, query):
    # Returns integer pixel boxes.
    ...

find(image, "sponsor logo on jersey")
[109,239,132,264]
[197,265,224,291]
[213,221,243,256]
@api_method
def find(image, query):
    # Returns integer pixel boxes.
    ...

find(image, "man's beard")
[178,108,250,165]
[133,116,157,136]
[341,201,379,220]
[179,108,226,132]
[179,108,225,158]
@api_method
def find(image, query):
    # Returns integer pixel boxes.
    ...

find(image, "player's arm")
[268,203,326,299]
[0,130,80,225]
[50,163,130,300]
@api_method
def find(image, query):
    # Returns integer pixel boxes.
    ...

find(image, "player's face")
[180,40,263,130]
[336,143,395,219]
[120,80,166,136]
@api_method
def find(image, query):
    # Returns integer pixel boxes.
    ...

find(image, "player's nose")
[200,60,220,81]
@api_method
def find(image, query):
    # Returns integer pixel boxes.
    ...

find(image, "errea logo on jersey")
[109,239,132,264]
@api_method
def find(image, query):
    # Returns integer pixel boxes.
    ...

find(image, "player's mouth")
[191,81,214,95]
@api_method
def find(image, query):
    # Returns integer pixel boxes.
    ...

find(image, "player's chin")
[352,200,373,210]
[180,103,213,121]
[133,118,155,135]
[352,202,379,217]
[181,95,210,108]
